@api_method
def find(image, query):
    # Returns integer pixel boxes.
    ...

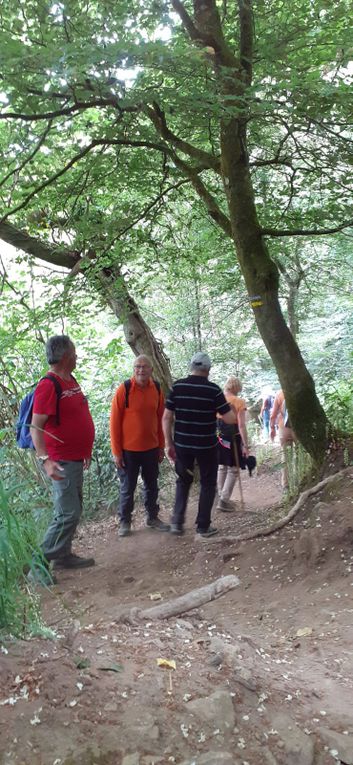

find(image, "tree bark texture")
[0,222,172,391]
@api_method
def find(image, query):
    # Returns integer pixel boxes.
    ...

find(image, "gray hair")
[46,335,72,364]
[133,355,153,369]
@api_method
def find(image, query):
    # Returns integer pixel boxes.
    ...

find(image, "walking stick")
[232,435,245,511]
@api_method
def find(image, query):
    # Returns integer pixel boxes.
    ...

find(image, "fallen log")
[118,574,240,624]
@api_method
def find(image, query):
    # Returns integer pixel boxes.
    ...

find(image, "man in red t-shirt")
[30,335,95,584]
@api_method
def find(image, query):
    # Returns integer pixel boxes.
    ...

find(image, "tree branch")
[143,98,231,236]
[0,96,136,122]
[250,157,292,168]
[262,219,353,238]
[0,179,191,270]
[170,0,201,41]
[0,137,173,223]
[146,102,221,173]
[0,121,53,190]
[111,179,190,240]
[172,153,232,236]
[0,221,79,268]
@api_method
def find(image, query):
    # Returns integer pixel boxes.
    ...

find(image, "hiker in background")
[30,335,95,585]
[217,376,250,512]
[260,388,274,441]
[270,389,296,488]
[110,355,169,537]
[162,352,236,538]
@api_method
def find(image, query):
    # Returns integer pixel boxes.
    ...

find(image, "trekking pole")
[28,424,64,443]
[232,437,245,511]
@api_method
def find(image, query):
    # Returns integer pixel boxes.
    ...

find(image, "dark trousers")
[118,448,160,523]
[172,447,218,531]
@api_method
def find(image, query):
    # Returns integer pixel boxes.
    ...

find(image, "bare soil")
[1,454,353,765]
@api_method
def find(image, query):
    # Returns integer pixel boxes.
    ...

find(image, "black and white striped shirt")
[165,375,230,450]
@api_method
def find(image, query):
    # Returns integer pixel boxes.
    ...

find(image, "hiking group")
[20,334,290,586]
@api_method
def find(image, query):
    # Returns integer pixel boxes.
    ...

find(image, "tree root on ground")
[117,574,240,624]
[217,466,353,543]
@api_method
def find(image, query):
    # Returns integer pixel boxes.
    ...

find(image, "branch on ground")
[117,575,240,624]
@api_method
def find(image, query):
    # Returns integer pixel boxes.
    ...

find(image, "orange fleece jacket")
[110,377,165,455]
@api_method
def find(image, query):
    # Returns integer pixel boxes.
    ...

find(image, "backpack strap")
[44,373,63,425]
[153,380,161,405]
[124,379,132,408]
[124,378,161,409]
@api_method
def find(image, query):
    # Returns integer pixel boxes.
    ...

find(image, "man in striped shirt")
[162,352,236,538]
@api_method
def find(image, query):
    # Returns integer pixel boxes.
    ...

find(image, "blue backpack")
[16,374,62,449]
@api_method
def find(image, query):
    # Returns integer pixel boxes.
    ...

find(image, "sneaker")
[53,553,95,569]
[196,525,218,538]
[146,517,170,531]
[27,566,57,587]
[118,521,131,537]
[217,498,236,513]
[170,523,184,536]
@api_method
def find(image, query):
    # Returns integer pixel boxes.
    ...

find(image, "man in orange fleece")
[110,355,169,537]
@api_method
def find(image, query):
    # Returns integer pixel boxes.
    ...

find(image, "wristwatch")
[37,455,49,465]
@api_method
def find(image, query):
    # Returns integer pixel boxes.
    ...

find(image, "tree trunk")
[176,0,328,460]
[221,141,327,458]
[91,266,172,390]
[0,222,172,391]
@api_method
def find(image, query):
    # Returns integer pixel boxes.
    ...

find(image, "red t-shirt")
[33,374,95,461]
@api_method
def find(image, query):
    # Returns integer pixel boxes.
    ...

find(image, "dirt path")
[1,461,353,765]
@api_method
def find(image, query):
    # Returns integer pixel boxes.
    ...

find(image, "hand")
[44,459,65,481]
[83,458,91,470]
[166,444,176,463]
[270,426,276,442]
[158,448,165,463]
[242,446,250,457]
[113,454,125,469]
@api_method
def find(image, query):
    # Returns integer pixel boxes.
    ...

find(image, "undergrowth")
[0,480,43,637]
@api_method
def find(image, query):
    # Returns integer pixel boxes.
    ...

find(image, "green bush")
[324,379,353,434]
[0,479,43,637]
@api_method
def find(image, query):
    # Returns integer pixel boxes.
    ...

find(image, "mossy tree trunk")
[173,0,328,460]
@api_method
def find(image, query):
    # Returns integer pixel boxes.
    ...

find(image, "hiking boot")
[27,565,57,587]
[118,521,131,537]
[54,554,95,569]
[170,523,184,536]
[217,498,236,513]
[196,525,218,538]
[146,517,170,531]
